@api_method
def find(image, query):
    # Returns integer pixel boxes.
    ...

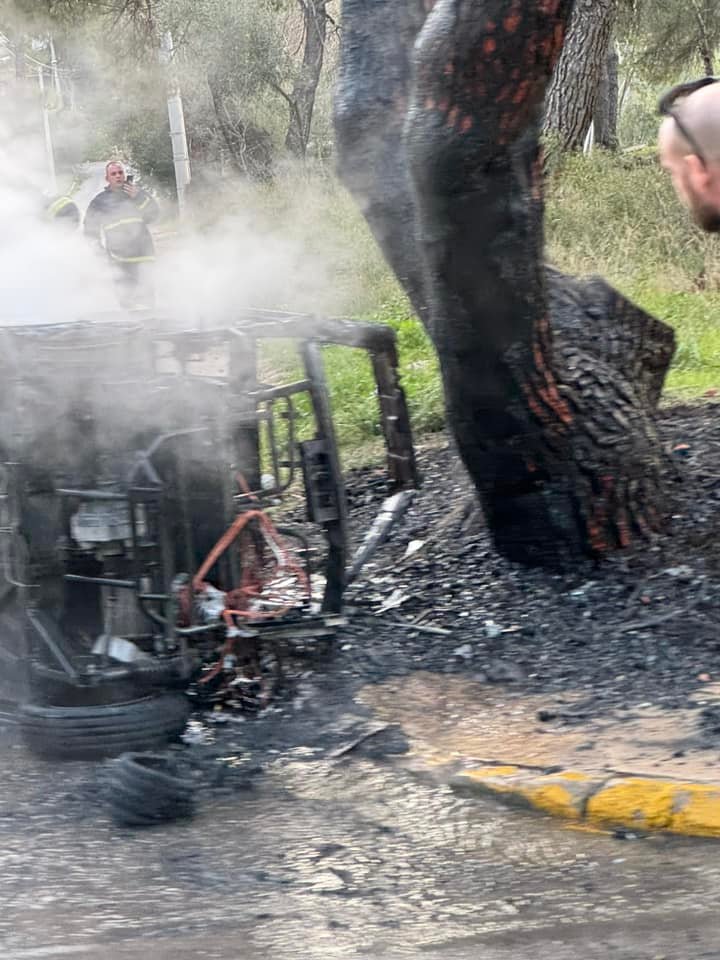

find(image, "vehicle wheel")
[29,654,193,708]
[19,693,191,761]
[108,752,196,826]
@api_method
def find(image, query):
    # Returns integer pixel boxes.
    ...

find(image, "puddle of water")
[358,671,720,782]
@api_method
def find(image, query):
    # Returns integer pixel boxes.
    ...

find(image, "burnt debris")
[0,309,418,749]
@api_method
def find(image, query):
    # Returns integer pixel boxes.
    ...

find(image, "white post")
[37,66,57,194]
[160,31,191,218]
[49,36,63,110]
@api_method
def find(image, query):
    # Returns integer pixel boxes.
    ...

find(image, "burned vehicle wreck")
[0,311,417,758]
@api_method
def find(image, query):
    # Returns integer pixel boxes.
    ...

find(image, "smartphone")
[126,174,134,184]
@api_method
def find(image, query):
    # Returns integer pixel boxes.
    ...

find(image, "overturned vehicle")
[0,311,417,758]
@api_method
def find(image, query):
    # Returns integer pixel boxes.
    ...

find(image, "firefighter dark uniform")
[83,184,160,308]
[45,195,80,227]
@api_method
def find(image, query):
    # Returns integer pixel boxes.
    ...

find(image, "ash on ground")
[336,402,720,725]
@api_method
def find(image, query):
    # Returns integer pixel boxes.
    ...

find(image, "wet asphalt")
[2,715,720,960]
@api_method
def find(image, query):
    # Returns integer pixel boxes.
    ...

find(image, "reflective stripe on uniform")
[108,253,156,263]
[101,217,145,233]
[47,196,75,218]
[137,197,151,211]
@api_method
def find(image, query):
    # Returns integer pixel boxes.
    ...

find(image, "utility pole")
[49,35,63,110]
[37,65,57,194]
[159,32,191,218]
[13,31,24,82]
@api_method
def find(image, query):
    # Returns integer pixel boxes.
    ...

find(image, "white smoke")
[0,80,360,329]
[0,103,120,322]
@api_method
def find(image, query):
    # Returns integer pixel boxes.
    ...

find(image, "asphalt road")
[2,720,720,960]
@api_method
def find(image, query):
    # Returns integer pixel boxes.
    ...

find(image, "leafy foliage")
[619,0,720,78]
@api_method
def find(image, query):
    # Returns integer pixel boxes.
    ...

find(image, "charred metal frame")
[0,309,419,702]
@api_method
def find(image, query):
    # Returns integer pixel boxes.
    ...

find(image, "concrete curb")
[449,763,720,838]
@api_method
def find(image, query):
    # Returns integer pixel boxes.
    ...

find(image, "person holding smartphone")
[84,160,160,309]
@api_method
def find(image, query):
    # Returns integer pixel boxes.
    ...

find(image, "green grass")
[626,289,720,397]
[544,151,720,400]
[218,153,720,452]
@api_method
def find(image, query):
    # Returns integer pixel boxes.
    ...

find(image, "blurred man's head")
[105,161,127,190]
[659,79,720,232]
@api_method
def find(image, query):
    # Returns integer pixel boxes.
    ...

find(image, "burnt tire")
[116,752,195,797]
[29,655,193,708]
[108,752,196,827]
[19,693,191,761]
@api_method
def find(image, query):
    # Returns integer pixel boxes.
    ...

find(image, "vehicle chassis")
[0,310,418,707]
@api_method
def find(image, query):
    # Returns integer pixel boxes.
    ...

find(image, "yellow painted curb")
[451,766,720,839]
[588,778,720,838]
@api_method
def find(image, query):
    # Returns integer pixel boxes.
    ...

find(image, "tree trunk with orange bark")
[335,0,675,568]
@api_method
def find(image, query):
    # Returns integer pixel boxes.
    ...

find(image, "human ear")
[685,153,710,193]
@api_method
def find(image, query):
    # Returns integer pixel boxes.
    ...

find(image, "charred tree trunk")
[543,0,616,154]
[285,0,329,157]
[335,0,675,568]
[334,0,431,325]
[593,40,619,151]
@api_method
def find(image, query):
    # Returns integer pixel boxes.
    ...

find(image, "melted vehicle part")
[0,310,418,712]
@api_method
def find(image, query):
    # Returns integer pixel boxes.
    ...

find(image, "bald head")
[659,81,720,232]
[661,83,720,164]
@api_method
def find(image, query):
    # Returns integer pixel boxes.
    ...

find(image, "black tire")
[108,783,194,826]
[29,655,192,708]
[109,777,194,810]
[19,693,190,761]
[108,751,196,827]
[116,752,195,795]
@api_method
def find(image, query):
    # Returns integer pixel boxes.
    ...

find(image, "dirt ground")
[6,404,720,960]
[334,401,720,750]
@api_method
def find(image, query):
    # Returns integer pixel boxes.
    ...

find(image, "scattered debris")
[672,443,691,459]
[329,725,392,759]
[0,310,420,746]
[403,539,426,560]
[330,724,409,761]
[484,659,526,683]
[338,403,720,724]
[387,619,451,637]
[452,644,474,660]
[377,589,412,614]
[663,566,694,579]
[107,752,196,827]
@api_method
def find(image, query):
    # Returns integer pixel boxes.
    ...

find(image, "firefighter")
[44,194,80,227]
[84,160,160,309]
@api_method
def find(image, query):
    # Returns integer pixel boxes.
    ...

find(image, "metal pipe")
[27,611,78,680]
[64,575,135,589]
[346,490,416,585]
[56,489,126,501]
[136,595,226,637]
[249,380,312,402]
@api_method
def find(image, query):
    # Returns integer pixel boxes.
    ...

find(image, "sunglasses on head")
[659,77,719,167]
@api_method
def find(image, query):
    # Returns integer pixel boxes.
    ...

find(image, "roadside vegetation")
[245,152,720,455]
[6,1,720,452]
